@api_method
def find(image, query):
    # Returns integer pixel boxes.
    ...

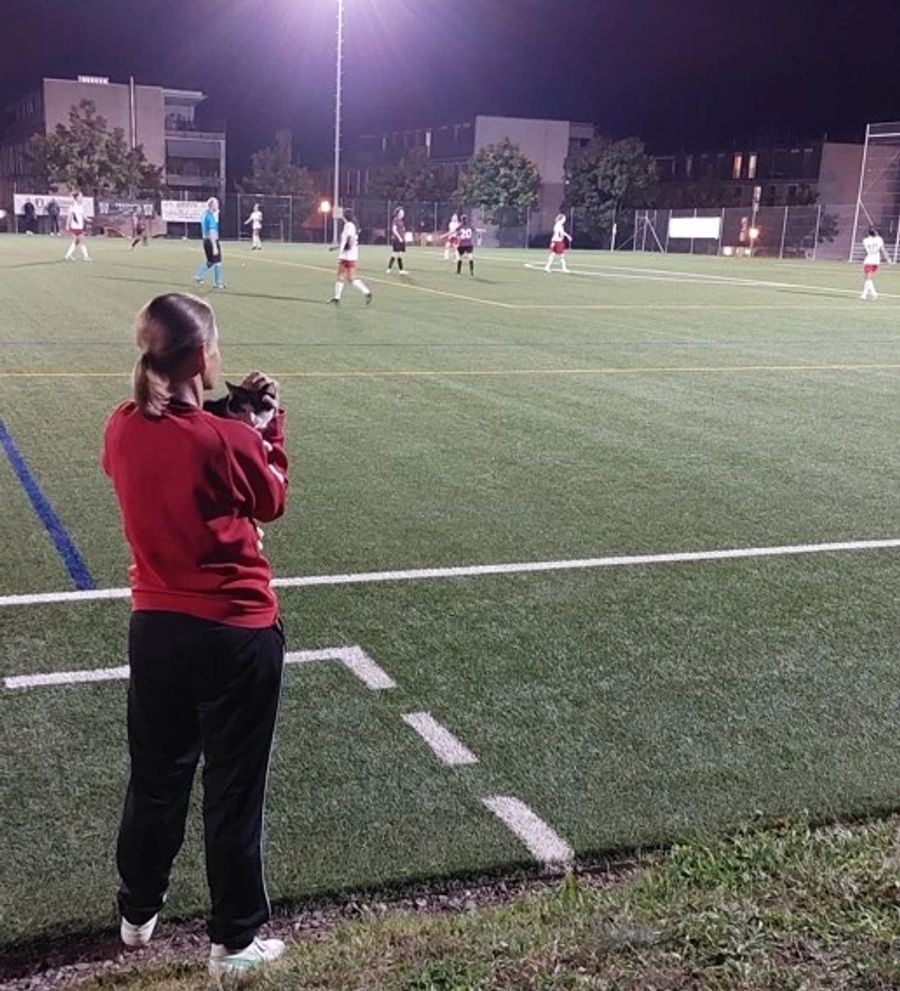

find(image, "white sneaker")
[120,913,158,948]
[399,270,410,275]
[209,937,285,976]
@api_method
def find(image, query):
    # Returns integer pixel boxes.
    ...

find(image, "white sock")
[334,281,344,300]
[80,243,90,260]
[545,255,553,270]
[561,260,568,272]
[65,243,75,259]
[352,278,369,295]
[863,279,875,298]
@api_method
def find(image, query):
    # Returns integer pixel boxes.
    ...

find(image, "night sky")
[3,0,900,180]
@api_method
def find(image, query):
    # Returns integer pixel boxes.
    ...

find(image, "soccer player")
[442,212,460,261]
[195,197,224,290]
[64,192,91,261]
[328,208,372,305]
[861,226,889,300]
[545,213,573,272]
[386,207,409,274]
[130,208,149,250]
[103,293,288,976]
[455,215,475,276]
[244,203,263,250]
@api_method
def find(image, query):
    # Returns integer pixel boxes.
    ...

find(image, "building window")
[747,153,757,180]
[732,153,743,180]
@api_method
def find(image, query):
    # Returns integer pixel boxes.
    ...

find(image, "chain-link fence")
[628,205,876,261]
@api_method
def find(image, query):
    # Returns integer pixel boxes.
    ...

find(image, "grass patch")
[78,814,900,990]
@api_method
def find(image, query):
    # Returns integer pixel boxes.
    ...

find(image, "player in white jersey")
[244,204,263,250]
[64,192,91,261]
[544,213,573,272]
[328,209,372,305]
[861,227,889,300]
[441,213,460,260]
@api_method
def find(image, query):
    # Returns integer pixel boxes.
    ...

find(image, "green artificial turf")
[2,235,900,947]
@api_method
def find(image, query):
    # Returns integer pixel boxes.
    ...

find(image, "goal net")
[236,194,294,243]
[850,122,900,261]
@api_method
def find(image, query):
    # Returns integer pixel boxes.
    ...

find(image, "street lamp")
[748,226,760,257]
[319,199,332,244]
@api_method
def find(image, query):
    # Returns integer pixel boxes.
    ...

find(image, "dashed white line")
[402,712,479,766]
[482,795,574,866]
[3,537,899,609]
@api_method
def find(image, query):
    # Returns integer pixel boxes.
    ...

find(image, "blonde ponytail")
[133,353,172,418]
[132,294,216,418]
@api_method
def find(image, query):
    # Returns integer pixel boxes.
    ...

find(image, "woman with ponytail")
[102,293,289,976]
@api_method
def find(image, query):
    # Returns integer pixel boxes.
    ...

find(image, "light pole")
[319,199,332,244]
[332,0,344,244]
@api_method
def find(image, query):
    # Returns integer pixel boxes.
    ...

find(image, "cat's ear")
[224,381,241,393]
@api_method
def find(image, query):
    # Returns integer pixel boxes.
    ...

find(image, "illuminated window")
[732,153,743,180]
[747,153,757,179]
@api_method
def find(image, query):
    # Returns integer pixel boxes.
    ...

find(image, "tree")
[27,99,164,197]
[456,138,541,223]
[241,133,317,218]
[565,137,656,245]
[367,147,452,202]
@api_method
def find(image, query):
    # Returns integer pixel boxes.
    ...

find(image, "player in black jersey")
[386,207,408,274]
[455,215,475,276]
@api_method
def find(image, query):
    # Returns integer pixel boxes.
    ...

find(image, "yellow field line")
[4,363,900,381]
[252,255,517,309]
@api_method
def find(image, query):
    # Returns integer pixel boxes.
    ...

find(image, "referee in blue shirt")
[195,198,224,290]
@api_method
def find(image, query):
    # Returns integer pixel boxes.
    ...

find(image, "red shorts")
[449,236,459,248]
[550,240,566,254]
[338,259,357,274]
[70,229,84,238]
[864,263,879,275]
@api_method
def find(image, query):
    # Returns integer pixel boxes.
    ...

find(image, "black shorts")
[391,240,406,254]
[203,238,222,265]
[457,244,473,256]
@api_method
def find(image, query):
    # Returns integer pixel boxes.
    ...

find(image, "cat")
[205,380,276,431]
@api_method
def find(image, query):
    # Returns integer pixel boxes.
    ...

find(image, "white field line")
[402,712,479,766]
[4,646,395,692]
[523,260,900,300]
[335,645,398,690]
[3,537,899,610]
[482,796,574,866]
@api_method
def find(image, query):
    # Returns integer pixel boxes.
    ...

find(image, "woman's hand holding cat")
[240,371,279,411]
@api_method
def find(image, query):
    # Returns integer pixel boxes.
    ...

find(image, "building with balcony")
[652,140,863,208]
[0,75,225,209]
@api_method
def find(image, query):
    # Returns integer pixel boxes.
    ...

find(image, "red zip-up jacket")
[102,401,288,628]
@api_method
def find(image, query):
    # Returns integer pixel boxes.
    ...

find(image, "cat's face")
[225,381,276,430]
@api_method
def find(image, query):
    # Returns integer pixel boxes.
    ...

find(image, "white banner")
[668,216,722,240]
[161,200,207,223]
[14,194,95,217]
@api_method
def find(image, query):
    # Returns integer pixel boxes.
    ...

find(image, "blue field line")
[0,416,95,590]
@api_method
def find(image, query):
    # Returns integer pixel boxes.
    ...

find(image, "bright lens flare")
[319,200,332,214]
